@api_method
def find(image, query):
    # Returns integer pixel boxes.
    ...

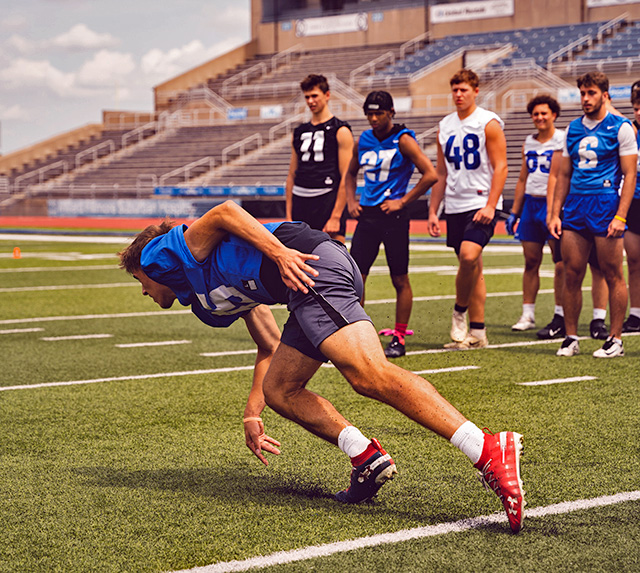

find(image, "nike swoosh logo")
[549,328,561,337]
[607,126,616,130]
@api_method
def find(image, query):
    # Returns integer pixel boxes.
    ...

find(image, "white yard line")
[517,376,598,386]
[173,491,640,573]
[413,365,480,375]
[116,340,191,348]
[0,264,118,273]
[40,334,113,341]
[0,310,191,325]
[0,327,44,334]
[0,282,136,293]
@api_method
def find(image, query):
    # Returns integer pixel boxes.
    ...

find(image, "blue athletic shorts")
[282,240,372,362]
[562,193,621,238]
[515,195,551,244]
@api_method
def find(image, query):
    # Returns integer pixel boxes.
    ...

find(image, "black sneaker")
[590,318,608,340]
[335,438,397,503]
[536,314,565,339]
[623,314,640,333]
[384,335,405,358]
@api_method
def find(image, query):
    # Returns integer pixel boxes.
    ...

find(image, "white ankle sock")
[593,308,606,321]
[337,426,370,458]
[522,303,535,318]
[555,305,564,317]
[450,421,485,464]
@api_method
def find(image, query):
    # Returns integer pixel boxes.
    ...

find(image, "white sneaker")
[444,333,488,350]
[512,315,536,331]
[593,336,624,358]
[450,310,468,342]
[556,337,580,356]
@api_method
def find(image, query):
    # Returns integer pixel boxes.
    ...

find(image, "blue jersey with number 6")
[357,126,415,207]
[565,112,632,196]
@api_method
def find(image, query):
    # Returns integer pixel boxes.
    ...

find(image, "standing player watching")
[118,200,525,533]
[428,69,508,349]
[507,95,566,336]
[345,91,437,358]
[622,80,640,333]
[506,96,609,341]
[285,74,353,243]
[549,71,637,358]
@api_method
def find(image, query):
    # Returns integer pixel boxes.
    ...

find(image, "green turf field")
[1,233,639,572]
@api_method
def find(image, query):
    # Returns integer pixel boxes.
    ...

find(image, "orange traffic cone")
[13,247,21,259]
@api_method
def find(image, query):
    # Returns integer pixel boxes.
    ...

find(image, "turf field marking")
[0,327,44,334]
[413,365,480,374]
[175,490,640,573]
[0,283,136,293]
[116,340,191,348]
[40,334,113,341]
[201,350,258,357]
[0,310,191,325]
[0,366,255,392]
[517,375,598,386]
[0,264,117,273]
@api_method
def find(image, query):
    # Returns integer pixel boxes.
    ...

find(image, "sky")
[0,0,251,155]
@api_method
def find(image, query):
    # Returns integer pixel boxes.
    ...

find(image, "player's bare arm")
[427,135,447,237]
[549,155,572,239]
[507,146,529,235]
[242,305,282,466]
[345,140,362,218]
[323,125,354,235]
[380,133,438,214]
[473,119,508,225]
[545,150,563,216]
[184,201,319,293]
[285,146,298,221]
[609,154,638,238]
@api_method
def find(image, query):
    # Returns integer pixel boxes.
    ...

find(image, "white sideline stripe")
[0,327,44,334]
[0,233,129,244]
[0,264,117,273]
[0,282,136,293]
[0,366,255,392]
[41,333,113,341]
[116,340,191,348]
[0,310,191,325]
[174,491,640,573]
[201,350,257,357]
[413,365,480,375]
[518,375,598,387]
[365,289,554,306]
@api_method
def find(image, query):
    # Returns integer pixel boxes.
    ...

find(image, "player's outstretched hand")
[506,213,518,236]
[275,247,319,294]
[244,417,281,466]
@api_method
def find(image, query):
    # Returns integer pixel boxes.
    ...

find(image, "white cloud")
[0,103,29,121]
[5,34,35,55]
[0,58,78,97]
[76,50,135,88]
[141,39,210,77]
[50,23,119,51]
[1,14,28,32]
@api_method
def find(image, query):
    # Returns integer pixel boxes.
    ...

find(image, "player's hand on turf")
[380,199,403,214]
[473,205,495,225]
[244,418,281,466]
[427,213,441,237]
[506,213,518,235]
[276,247,319,294]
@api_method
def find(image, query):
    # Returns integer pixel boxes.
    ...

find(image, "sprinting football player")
[119,200,525,532]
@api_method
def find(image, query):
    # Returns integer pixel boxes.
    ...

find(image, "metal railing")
[14,160,68,192]
[349,51,396,88]
[121,121,157,148]
[400,32,431,59]
[269,113,305,143]
[75,140,115,169]
[159,157,215,186]
[222,133,262,165]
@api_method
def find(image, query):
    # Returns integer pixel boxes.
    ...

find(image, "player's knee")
[342,361,393,398]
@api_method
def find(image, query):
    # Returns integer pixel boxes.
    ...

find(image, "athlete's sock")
[454,303,468,314]
[593,308,607,321]
[555,305,564,317]
[394,322,408,345]
[522,303,535,319]
[450,421,485,464]
[630,307,640,319]
[338,426,371,460]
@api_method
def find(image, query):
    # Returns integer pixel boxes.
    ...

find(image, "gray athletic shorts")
[281,240,372,362]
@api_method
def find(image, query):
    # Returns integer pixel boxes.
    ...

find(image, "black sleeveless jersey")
[292,116,351,192]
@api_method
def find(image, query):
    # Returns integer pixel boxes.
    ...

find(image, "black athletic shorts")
[291,190,347,237]
[350,205,410,277]
[627,197,640,235]
[445,209,496,255]
[281,240,371,362]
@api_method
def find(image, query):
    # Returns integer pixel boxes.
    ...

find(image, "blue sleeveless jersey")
[358,127,415,206]
[140,222,284,327]
[566,113,632,196]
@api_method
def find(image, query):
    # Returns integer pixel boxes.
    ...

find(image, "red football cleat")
[474,429,525,533]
